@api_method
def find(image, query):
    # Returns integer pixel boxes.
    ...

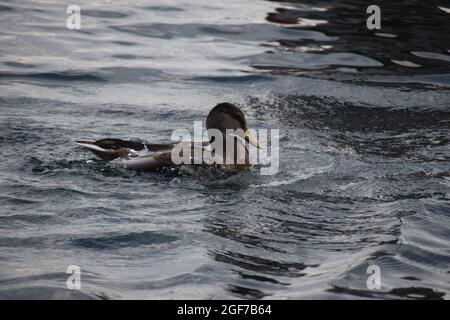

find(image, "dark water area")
[0,0,449,299]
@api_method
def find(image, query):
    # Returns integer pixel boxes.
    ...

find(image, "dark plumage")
[74,102,259,171]
[74,138,173,161]
[206,102,247,134]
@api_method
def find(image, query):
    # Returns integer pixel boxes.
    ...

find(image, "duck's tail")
[74,140,108,153]
[73,139,126,160]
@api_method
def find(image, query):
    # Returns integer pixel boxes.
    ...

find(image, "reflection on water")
[261,0,450,85]
[0,0,449,299]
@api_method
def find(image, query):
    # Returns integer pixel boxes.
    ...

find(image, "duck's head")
[206,102,260,148]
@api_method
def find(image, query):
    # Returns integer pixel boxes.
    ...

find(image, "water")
[0,0,449,299]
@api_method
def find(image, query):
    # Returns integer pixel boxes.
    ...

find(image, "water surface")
[0,0,449,299]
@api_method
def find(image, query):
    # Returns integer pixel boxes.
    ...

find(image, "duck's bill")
[244,129,261,149]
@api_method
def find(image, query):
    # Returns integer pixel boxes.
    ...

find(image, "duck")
[74,102,260,172]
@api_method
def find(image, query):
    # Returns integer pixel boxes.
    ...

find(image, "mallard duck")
[74,102,260,172]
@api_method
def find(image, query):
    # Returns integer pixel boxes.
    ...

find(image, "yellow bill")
[244,128,261,149]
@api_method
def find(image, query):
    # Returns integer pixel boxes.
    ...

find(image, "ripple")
[3,61,36,68]
[0,71,105,82]
[412,51,450,63]
[143,6,185,12]
[213,251,316,277]
[0,213,66,227]
[250,52,383,70]
[0,5,12,11]
[187,75,271,83]
[227,285,269,299]
[72,231,179,250]
[328,285,445,300]
[111,23,335,42]
[0,286,98,300]
[83,9,130,19]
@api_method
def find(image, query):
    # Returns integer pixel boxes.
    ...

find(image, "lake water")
[0,0,449,299]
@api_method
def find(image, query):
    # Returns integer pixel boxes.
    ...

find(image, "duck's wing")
[74,138,148,160]
[122,150,174,171]
[75,139,212,171]
[146,143,176,152]
[122,142,203,172]
[74,137,177,162]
